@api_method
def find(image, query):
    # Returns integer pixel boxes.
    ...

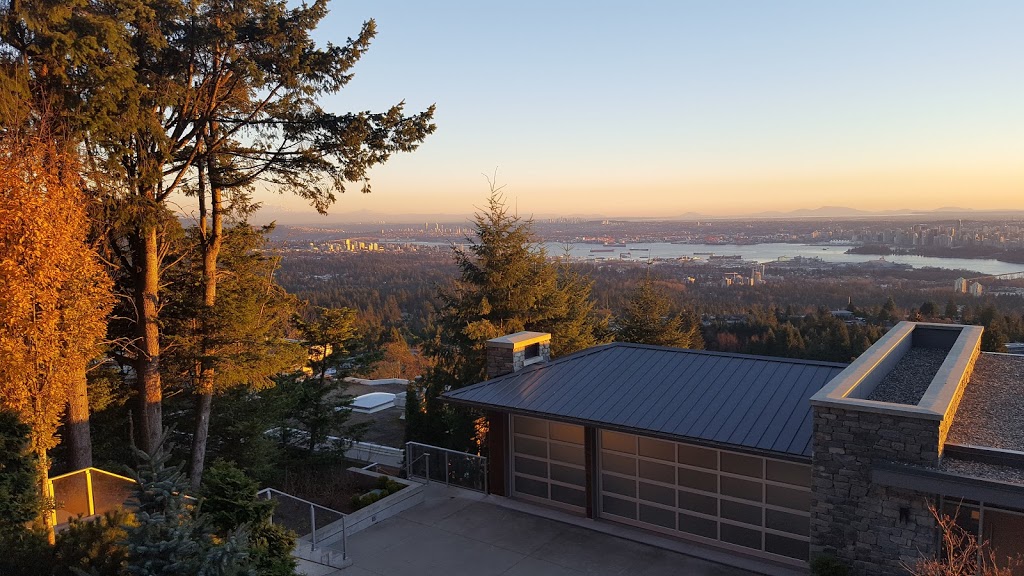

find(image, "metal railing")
[256,487,347,560]
[49,467,136,526]
[404,441,488,493]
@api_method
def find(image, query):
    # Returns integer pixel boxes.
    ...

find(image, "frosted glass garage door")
[598,429,812,564]
[511,416,586,512]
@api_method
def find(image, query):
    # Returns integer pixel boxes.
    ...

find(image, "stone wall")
[486,346,517,379]
[811,406,940,575]
[485,340,551,379]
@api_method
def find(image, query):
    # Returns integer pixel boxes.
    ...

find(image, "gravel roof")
[946,353,1024,452]
[939,457,1024,486]
[865,347,949,405]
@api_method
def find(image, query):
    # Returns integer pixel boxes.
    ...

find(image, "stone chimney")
[485,331,551,379]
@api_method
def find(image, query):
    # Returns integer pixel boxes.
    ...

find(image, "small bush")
[811,554,849,576]
[351,475,406,510]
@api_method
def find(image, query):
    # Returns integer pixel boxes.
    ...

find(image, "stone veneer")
[811,407,939,575]
[809,322,983,575]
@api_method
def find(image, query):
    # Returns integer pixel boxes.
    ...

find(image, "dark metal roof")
[443,343,847,459]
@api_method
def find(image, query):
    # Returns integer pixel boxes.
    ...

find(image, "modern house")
[443,324,1024,575]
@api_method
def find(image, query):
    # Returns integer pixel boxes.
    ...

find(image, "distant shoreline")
[846,244,1024,265]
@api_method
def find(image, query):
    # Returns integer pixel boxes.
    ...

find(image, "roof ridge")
[606,341,849,368]
[447,341,847,398]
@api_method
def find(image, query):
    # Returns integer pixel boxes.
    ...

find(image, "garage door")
[598,429,812,563]
[511,415,586,512]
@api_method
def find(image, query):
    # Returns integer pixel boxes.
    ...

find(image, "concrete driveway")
[319,484,764,576]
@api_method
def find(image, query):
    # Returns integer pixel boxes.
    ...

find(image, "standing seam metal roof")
[442,343,847,458]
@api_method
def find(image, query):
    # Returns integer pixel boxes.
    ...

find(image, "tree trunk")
[37,445,54,544]
[189,153,221,490]
[65,370,92,469]
[132,225,163,454]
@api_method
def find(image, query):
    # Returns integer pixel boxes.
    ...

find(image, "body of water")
[544,242,1024,277]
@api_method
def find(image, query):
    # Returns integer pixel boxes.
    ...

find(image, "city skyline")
[232,1,1023,222]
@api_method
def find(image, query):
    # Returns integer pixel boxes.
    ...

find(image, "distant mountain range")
[251,204,1023,225]
[736,206,983,219]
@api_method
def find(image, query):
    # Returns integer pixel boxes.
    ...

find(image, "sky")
[250,1,1024,222]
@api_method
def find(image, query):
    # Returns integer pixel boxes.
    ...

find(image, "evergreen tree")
[877,296,899,325]
[0,410,52,576]
[413,187,603,449]
[123,436,248,576]
[52,510,132,576]
[616,276,704,349]
[160,223,305,487]
[0,410,40,529]
[542,256,612,356]
[945,300,960,320]
[284,307,368,453]
[201,461,297,576]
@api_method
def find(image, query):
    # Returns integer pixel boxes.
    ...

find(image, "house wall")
[487,410,508,496]
[811,406,939,575]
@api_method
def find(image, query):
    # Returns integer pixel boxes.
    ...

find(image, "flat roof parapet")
[810,322,982,422]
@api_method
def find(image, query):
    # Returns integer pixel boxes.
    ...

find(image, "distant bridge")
[965,271,1024,282]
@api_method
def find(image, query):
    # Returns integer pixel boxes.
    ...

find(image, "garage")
[446,336,846,567]
[510,415,586,512]
[598,429,812,562]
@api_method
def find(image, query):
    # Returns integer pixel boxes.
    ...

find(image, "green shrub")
[811,554,850,576]
[53,509,133,576]
[351,475,406,510]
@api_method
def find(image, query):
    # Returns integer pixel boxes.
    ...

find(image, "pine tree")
[200,461,297,576]
[616,276,704,349]
[0,410,52,576]
[160,224,305,487]
[945,300,960,320]
[413,186,604,449]
[541,256,612,357]
[123,436,248,576]
[286,307,368,453]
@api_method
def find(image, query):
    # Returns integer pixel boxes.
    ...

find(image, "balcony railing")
[48,467,136,526]
[256,487,347,562]
[404,441,488,493]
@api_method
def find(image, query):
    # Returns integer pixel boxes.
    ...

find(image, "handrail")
[405,441,482,459]
[49,467,138,527]
[256,487,346,558]
[49,466,135,484]
[256,487,346,516]
[404,442,488,493]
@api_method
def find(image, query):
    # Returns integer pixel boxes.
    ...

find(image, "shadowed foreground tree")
[0,410,50,575]
[160,224,305,488]
[0,135,112,541]
[616,275,703,349]
[125,436,248,576]
[410,187,606,450]
[201,460,297,576]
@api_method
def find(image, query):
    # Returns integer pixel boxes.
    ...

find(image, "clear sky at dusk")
[253,1,1024,221]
